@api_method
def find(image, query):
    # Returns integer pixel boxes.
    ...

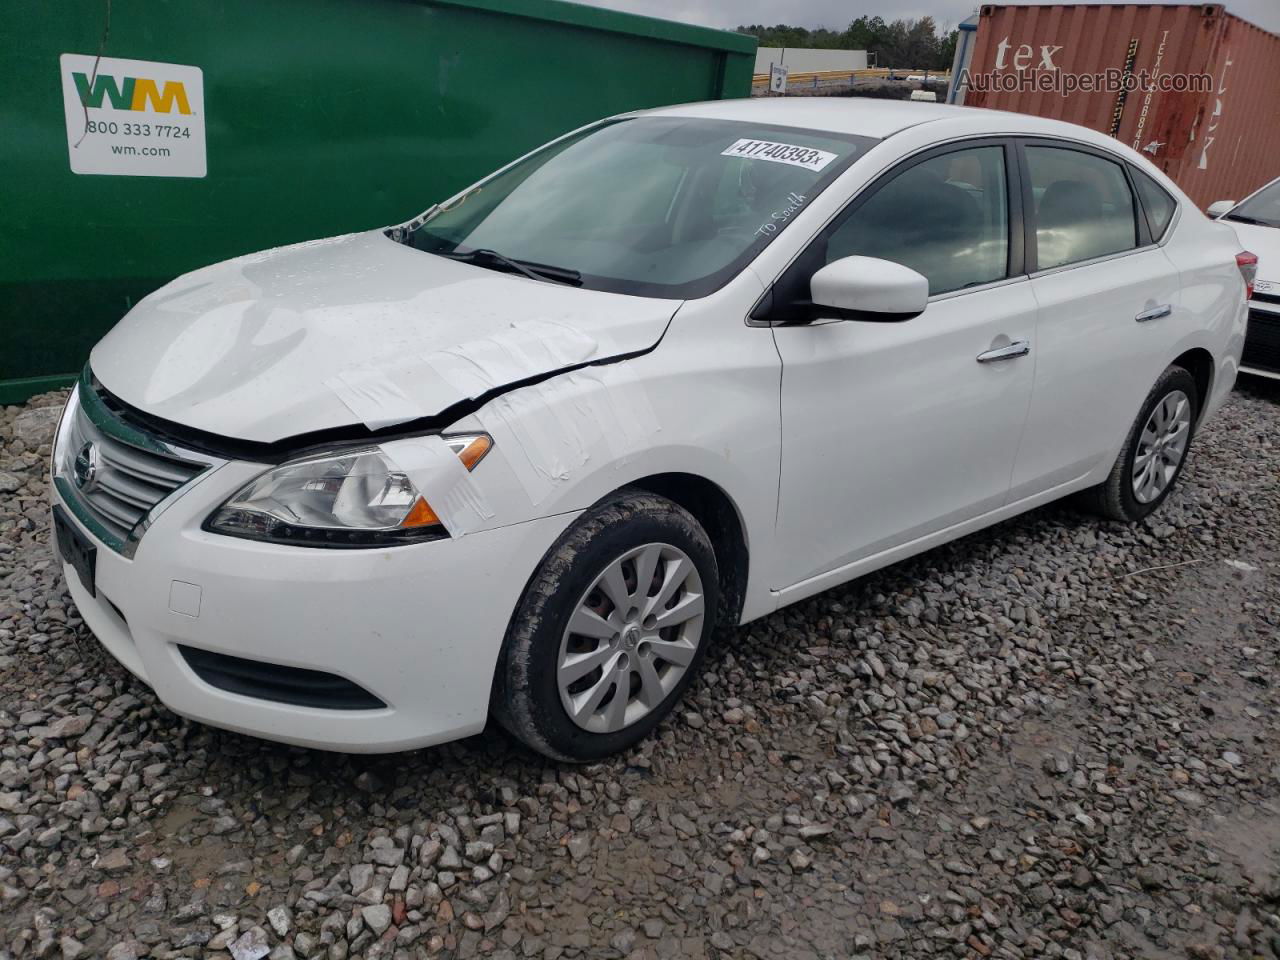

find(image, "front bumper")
[1241,298,1280,379]
[50,402,574,753]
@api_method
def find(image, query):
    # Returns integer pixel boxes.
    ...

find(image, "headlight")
[51,387,78,477]
[206,434,491,547]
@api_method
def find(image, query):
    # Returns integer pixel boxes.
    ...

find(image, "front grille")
[179,645,386,710]
[1243,309,1280,373]
[57,381,208,552]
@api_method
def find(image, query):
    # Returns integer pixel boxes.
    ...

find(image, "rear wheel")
[1080,364,1199,522]
[492,490,718,762]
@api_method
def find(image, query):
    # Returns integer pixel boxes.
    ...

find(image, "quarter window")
[1026,146,1137,270]
[1131,167,1177,241]
[822,146,1009,295]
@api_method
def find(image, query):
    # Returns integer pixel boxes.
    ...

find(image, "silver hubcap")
[1132,389,1191,504]
[557,543,705,734]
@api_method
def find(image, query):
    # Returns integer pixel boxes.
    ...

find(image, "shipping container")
[0,0,756,402]
[958,4,1280,210]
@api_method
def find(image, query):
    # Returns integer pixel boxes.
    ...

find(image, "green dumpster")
[1,0,755,402]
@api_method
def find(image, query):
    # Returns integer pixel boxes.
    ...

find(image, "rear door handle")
[976,339,1031,363]
[1135,304,1172,323]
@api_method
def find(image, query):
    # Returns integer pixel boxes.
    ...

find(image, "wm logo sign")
[73,72,192,114]
[61,53,206,177]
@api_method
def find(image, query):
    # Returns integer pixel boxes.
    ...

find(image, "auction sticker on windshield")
[721,138,838,172]
[60,54,206,178]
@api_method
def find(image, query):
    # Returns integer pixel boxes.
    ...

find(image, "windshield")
[405,117,875,298]
[1226,179,1280,228]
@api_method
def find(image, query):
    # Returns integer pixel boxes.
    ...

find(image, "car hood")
[91,231,680,444]
[1222,219,1280,287]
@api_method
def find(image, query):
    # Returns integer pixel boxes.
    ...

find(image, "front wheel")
[1080,364,1199,522]
[492,490,719,762]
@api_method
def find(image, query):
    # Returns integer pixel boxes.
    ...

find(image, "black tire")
[492,489,719,762]
[1079,364,1199,522]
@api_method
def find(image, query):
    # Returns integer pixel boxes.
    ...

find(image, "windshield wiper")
[441,247,582,286]
[1224,213,1276,227]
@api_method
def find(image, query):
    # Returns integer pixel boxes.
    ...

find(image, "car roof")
[626,96,1189,201]
[638,96,1113,146]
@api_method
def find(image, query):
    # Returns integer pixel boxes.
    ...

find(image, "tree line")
[737,17,959,71]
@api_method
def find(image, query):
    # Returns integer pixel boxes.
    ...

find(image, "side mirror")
[810,256,929,321]
[1206,200,1235,218]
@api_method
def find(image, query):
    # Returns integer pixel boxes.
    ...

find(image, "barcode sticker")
[721,138,838,172]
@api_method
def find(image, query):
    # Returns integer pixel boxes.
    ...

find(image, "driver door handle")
[976,339,1031,363]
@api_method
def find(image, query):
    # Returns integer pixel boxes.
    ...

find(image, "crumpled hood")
[91,231,680,444]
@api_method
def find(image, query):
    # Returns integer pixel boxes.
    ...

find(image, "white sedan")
[50,99,1251,760]
[1209,176,1280,378]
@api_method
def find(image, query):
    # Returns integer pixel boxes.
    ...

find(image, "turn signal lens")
[400,497,441,528]
[448,434,492,471]
[398,434,491,528]
[1237,250,1258,298]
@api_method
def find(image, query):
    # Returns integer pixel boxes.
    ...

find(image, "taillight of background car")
[1237,251,1259,299]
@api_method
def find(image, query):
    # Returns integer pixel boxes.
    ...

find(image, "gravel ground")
[1,379,1278,960]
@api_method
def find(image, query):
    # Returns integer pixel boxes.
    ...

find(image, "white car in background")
[50,99,1250,761]
[1209,176,1280,378]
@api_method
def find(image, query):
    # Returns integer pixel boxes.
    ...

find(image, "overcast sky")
[578,0,1280,37]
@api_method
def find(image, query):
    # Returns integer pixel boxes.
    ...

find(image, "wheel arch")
[625,472,750,630]
[1171,347,1214,423]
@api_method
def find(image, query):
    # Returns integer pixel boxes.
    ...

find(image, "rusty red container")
[962,4,1280,208]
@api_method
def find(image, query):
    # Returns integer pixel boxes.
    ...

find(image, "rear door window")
[1026,146,1138,270]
